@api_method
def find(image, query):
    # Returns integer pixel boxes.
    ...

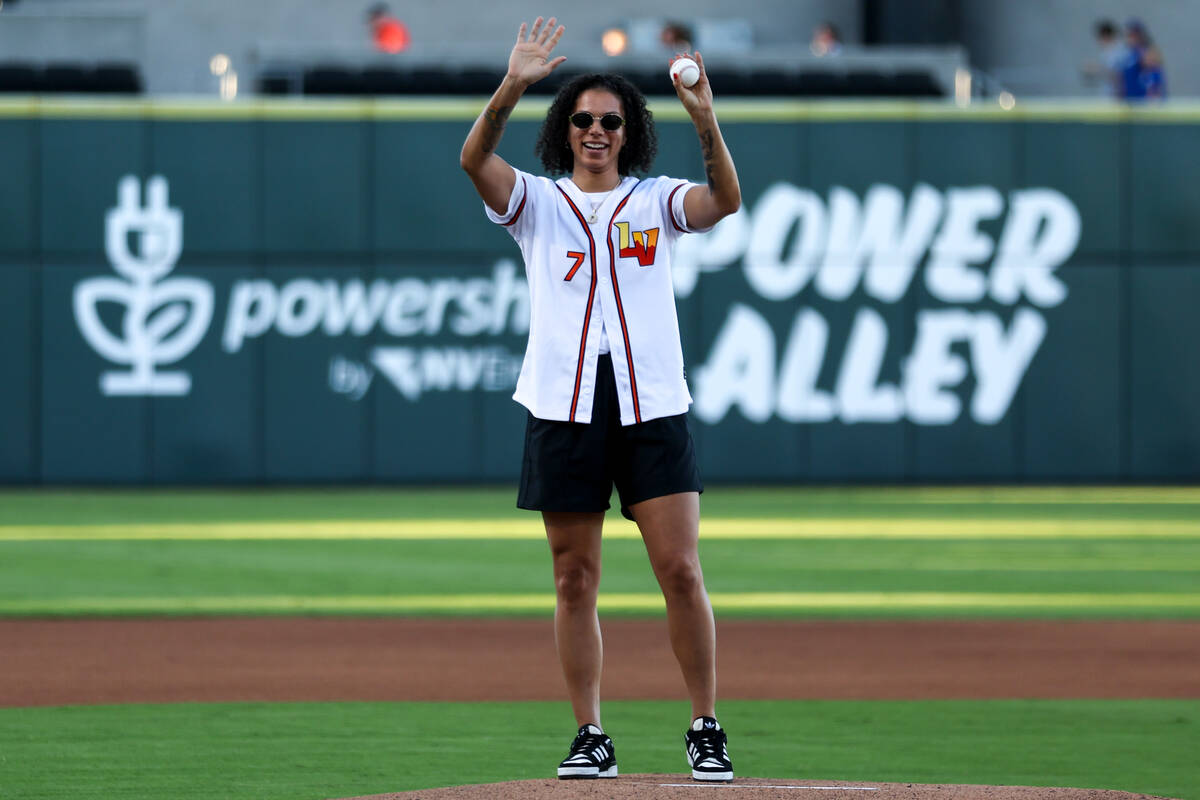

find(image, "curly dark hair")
[535,73,658,176]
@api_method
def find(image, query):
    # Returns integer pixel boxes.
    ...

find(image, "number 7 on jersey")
[564,250,585,281]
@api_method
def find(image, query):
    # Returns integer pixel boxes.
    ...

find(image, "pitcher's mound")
[335,774,1177,800]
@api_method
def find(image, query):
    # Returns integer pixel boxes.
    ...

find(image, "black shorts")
[518,354,703,522]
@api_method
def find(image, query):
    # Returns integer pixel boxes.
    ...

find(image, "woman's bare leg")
[544,510,606,727]
[628,492,716,720]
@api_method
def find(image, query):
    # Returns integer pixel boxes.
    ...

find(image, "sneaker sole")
[558,766,618,779]
[692,769,733,782]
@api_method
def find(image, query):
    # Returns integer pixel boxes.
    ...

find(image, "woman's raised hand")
[508,17,567,86]
[671,51,714,116]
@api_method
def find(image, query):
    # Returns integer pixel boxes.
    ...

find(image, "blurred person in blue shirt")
[1120,19,1166,100]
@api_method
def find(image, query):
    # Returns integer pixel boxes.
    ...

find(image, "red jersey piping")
[555,184,598,422]
[667,182,689,233]
[607,184,643,424]
[502,176,528,227]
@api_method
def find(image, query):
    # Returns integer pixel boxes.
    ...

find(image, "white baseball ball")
[670,57,700,88]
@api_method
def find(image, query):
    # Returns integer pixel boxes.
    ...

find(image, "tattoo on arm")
[699,128,718,191]
[480,105,514,154]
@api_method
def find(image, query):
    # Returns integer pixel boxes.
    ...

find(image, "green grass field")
[1,700,1196,800]
[2,487,1200,618]
[1,487,1198,799]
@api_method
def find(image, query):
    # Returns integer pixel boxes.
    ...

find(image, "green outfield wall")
[2,98,1198,484]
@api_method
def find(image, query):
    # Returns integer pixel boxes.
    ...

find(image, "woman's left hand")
[671,51,714,116]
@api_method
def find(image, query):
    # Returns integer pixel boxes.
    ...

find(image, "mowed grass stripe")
[4,591,1200,615]
[4,517,1200,541]
[784,486,1200,504]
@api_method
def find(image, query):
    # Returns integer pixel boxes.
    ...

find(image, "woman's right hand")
[507,17,567,86]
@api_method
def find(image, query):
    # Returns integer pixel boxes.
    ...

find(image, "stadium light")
[601,28,628,57]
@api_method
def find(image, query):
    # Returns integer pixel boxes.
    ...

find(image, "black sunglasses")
[569,111,625,131]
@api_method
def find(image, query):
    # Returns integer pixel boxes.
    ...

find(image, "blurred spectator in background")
[1120,18,1166,100]
[367,3,410,54]
[659,21,693,54]
[810,21,842,57]
[1082,19,1126,98]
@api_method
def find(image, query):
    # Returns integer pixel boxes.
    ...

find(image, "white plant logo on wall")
[74,176,213,396]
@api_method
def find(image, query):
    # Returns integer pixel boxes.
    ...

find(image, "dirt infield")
[3,618,1195,799]
[2,618,1199,707]
[337,774,1177,800]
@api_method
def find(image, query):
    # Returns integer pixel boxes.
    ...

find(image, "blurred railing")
[0,62,142,94]
[251,43,966,98]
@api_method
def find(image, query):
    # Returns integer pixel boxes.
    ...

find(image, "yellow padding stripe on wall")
[4,96,1200,123]
[1,517,1198,541]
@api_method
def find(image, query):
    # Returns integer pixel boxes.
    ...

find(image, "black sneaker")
[685,716,733,782]
[557,724,618,779]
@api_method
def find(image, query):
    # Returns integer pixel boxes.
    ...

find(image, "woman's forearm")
[460,76,529,174]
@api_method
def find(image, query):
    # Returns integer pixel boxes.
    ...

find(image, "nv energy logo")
[74,176,213,396]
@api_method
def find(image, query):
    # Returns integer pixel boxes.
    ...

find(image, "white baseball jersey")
[486,166,710,425]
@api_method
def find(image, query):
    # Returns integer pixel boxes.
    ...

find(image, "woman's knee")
[553,555,601,605]
[545,512,604,607]
[653,555,704,599]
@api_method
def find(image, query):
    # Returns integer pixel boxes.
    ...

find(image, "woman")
[460,17,741,782]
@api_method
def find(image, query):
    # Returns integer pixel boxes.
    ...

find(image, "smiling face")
[568,88,626,185]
